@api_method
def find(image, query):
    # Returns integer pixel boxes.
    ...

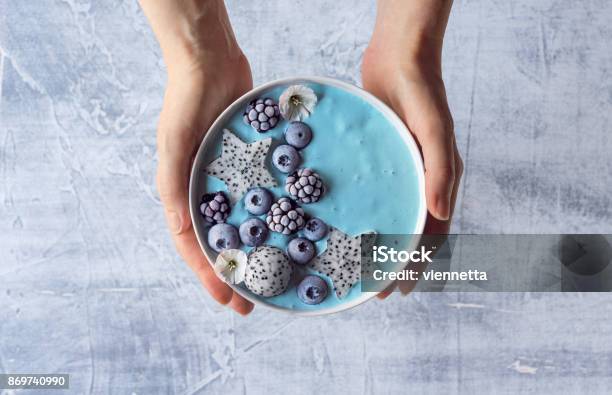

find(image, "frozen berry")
[285,168,325,204]
[303,218,328,241]
[272,144,301,173]
[284,121,312,149]
[239,218,268,247]
[207,223,240,252]
[200,191,230,224]
[297,275,328,305]
[266,197,305,235]
[287,237,315,265]
[243,98,280,133]
[244,187,273,216]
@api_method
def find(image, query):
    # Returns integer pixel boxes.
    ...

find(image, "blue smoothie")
[200,82,422,311]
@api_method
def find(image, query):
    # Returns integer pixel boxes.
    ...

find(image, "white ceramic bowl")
[189,76,427,315]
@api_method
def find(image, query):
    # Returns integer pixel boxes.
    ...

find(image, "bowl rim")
[189,76,427,316]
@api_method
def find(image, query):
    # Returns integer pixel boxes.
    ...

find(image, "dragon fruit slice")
[204,129,277,203]
[244,246,293,297]
[308,227,376,299]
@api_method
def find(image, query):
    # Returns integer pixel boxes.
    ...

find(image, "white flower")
[214,249,247,285]
[279,85,318,121]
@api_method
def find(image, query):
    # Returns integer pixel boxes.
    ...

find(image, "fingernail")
[166,210,183,234]
[435,195,450,221]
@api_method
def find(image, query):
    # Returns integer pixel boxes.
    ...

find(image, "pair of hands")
[156,46,462,314]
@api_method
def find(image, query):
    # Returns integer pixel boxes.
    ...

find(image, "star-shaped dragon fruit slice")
[204,129,277,203]
[308,227,377,298]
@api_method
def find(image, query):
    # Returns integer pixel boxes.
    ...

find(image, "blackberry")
[285,168,325,204]
[243,98,280,133]
[266,197,305,235]
[200,191,230,224]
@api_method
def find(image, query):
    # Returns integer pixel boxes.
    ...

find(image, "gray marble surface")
[1,0,612,394]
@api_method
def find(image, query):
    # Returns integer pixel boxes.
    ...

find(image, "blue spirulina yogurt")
[198,81,423,312]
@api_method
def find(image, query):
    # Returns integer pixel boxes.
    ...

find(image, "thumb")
[396,80,456,221]
[155,77,214,234]
[157,127,195,235]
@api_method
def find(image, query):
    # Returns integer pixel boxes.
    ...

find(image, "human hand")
[362,48,463,232]
[363,52,462,297]
[362,0,462,297]
[141,0,255,314]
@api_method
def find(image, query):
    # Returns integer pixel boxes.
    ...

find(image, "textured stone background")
[1,0,612,394]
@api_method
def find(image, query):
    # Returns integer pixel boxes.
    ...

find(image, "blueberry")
[297,275,328,305]
[284,121,313,149]
[303,218,329,241]
[239,218,268,247]
[207,223,240,252]
[272,144,300,173]
[287,237,315,265]
[244,187,273,215]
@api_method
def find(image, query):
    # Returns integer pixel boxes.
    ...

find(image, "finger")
[452,140,464,214]
[156,125,195,235]
[419,118,456,221]
[173,228,234,305]
[397,81,456,221]
[397,278,418,295]
[157,125,234,305]
[229,292,255,315]
[424,139,463,234]
[156,80,209,235]
[377,282,397,300]
[400,142,463,295]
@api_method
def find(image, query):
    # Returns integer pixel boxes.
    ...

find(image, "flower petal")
[279,85,318,121]
[214,249,247,284]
